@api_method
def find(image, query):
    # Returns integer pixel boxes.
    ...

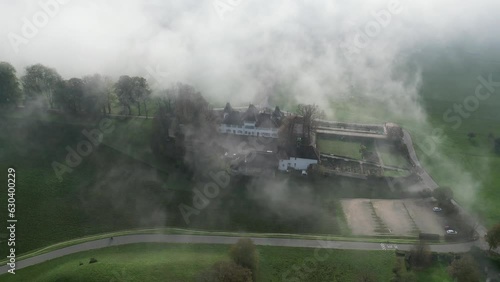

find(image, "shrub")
[229,238,259,281]
[198,261,252,282]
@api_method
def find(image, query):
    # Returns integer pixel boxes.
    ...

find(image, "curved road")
[402,129,491,250]
[0,234,477,275]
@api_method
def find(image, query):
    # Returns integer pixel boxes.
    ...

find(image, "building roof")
[242,104,259,122]
[222,110,242,125]
[255,113,278,129]
[221,104,281,129]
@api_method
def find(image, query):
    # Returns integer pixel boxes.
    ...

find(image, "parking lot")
[341,198,447,236]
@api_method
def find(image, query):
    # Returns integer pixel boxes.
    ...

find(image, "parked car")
[432,207,442,212]
[301,170,308,176]
[446,230,458,235]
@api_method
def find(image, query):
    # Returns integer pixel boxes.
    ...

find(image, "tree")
[408,241,432,269]
[359,144,368,158]
[448,255,481,282]
[82,74,114,115]
[54,78,84,113]
[115,75,134,115]
[115,76,150,116]
[229,238,259,281]
[198,261,252,282]
[296,104,325,144]
[21,64,62,108]
[0,62,21,106]
[432,186,453,204]
[130,76,151,117]
[391,258,416,282]
[486,224,500,251]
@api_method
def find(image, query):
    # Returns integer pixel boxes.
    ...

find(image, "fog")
[1,0,499,229]
[2,0,499,114]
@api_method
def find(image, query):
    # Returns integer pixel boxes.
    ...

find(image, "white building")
[218,123,279,138]
[218,103,282,138]
[277,145,320,171]
[278,157,318,171]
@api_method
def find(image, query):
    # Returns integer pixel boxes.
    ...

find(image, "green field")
[0,112,362,256]
[315,44,500,228]
[317,138,365,159]
[376,143,412,169]
[416,263,452,282]
[0,114,189,255]
[2,243,396,281]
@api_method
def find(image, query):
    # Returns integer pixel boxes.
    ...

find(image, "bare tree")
[448,255,482,282]
[297,104,325,142]
[409,241,432,269]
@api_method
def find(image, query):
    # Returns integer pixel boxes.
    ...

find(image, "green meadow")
[2,243,395,282]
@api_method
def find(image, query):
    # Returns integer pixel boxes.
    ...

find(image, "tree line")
[0,61,152,117]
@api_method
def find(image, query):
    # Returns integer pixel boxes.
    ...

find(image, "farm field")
[1,243,396,281]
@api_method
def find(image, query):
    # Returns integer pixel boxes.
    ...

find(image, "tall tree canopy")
[54,78,84,113]
[131,76,151,117]
[0,62,21,105]
[298,104,325,142]
[115,75,134,114]
[21,64,62,108]
[432,186,454,204]
[82,74,114,115]
[115,75,150,115]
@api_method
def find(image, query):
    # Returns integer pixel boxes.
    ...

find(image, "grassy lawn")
[2,243,396,281]
[317,138,364,159]
[0,115,190,256]
[416,263,452,282]
[320,44,500,228]
[0,112,360,257]
[376,143,412,169]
